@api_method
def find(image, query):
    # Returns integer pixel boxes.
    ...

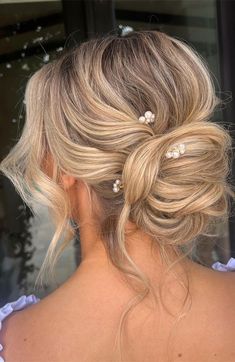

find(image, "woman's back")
[1,257,235,362]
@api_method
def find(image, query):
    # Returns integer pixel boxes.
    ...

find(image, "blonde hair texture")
[1,30,235,361]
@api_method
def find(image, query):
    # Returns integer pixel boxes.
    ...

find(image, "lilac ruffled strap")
[211,257,235,272]
[0,294,40,362]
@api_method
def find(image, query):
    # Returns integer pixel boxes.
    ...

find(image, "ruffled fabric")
[0,294,40,362]
[211,257,235,272]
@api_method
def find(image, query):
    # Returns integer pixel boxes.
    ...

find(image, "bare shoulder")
[0,300,46,362]
[208,269,235,357]
[169,263,235,362]
[0,266,132,362]
[217,269,235,311]
[209,267,235,299]
[197,266,235,346]
[0,295,97,362]
[192,261,235,309]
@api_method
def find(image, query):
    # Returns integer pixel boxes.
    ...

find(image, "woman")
[0,30,235,362]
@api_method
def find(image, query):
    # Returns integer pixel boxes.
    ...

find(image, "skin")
[1,163,235,361]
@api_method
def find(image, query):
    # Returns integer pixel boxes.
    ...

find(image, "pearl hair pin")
[138,111,155,125]
[165,143,186,158]
[112,179,124,193]
[112,109,185,192]
[112,143,186,193]
[112,110,155,193]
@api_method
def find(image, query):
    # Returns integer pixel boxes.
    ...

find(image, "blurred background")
[0,0,235,304]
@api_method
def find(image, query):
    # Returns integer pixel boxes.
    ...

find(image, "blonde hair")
[1,30,234,361]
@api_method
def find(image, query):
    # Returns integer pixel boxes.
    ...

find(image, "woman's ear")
[60,174,76,190]
[42,153,76,190]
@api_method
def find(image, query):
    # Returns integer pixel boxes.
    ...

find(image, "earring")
[138,111,155,125]
[165,143,186,158]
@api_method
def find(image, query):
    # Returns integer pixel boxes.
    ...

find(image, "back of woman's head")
[1,32,234,356]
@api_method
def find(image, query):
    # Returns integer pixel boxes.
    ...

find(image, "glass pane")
[114,0,231,267]
[0,0,79,304]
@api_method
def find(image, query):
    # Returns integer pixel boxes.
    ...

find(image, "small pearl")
[138,116,146,123]
[166,151,172,158]
[144,111,152,119]
[116,179,120,184]
[178,144,185,154]
[172,151,179,158]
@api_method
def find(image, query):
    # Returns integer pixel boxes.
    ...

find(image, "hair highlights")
[1,30,234,361]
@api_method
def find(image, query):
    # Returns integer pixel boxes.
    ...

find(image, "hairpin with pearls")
[112,143,186,193]
[112,178,124,193]
[165,143,186,159]
[112,110,155,193]
[138,111,155,125]
[112,113,186,193]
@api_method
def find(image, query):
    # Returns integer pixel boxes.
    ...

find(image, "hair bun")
[122,120,233,245]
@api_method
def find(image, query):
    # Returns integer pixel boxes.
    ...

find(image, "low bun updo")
[122,120,233,246]
[1,29,234,361]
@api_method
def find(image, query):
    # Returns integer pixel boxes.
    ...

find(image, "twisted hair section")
[0,30,234,361]
[122,121,233,242]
